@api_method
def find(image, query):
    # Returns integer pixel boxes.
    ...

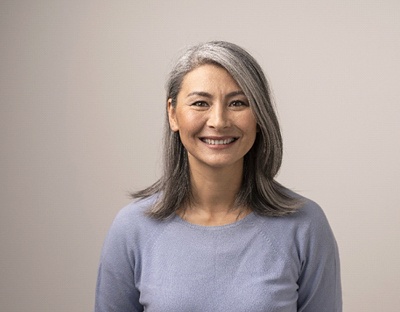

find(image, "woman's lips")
[200,137,238,145]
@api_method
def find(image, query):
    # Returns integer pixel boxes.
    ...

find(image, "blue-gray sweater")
[95,195,342,311]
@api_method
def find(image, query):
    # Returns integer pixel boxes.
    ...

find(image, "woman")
[95,41,342,311]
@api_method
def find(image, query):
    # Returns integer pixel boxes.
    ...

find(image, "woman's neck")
[179,162,249,226]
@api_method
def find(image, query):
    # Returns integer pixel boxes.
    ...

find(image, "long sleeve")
[296,203,342,312]
[94,209,143,312]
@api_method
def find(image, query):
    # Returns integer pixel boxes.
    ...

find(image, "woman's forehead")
[179,64,242,94]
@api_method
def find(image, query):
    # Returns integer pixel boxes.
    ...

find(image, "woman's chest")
[135,224,300,311]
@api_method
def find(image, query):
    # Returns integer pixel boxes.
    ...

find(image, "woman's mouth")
[200,138,238,145]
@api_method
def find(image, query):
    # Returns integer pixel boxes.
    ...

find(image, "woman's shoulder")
[281,189,329,225]
[108,194,165,239]
[256,190,334,241]
[116,195,158,219]
[295,196,328,224]
[285,191,337,247]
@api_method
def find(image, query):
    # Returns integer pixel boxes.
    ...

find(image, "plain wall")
[1,1,399,311]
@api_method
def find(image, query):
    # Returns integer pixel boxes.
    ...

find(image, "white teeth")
[203,138,235,145]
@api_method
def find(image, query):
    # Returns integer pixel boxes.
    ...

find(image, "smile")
[201,138,237,145]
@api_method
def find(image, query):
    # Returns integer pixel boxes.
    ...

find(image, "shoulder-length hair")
[133,41,302,219]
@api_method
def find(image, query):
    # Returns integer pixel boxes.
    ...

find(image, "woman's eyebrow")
[186,91,212,98]
[186,90,245,98]
[225,90,246,98]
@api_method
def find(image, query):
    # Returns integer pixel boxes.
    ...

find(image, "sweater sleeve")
[296,202,342,312]
[94,208,143,312]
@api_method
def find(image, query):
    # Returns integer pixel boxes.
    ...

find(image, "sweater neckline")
[173,211,257,231]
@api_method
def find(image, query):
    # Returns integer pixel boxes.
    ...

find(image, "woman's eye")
[230,100,247,107]
[191,101,208,107]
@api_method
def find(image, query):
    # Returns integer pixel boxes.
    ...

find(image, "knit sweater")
[95,195,342,311]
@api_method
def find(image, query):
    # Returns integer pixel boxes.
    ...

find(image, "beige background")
[1,1,399,311]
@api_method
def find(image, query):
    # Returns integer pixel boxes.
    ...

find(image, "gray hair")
[133,41,302,219]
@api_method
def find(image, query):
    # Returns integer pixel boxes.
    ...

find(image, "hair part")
[132,41,303,219]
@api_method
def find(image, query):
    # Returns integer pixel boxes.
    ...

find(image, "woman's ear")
[167,99,179,132]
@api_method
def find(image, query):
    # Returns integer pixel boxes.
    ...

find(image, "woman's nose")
[207,105,230,129]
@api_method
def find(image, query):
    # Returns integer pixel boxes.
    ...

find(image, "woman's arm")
[94,209,143,312]
[297,204,342,312]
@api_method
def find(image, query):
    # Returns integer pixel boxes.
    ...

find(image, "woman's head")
[165,41,283,179]
[134,41,299,219]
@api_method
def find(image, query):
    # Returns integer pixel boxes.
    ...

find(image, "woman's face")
[168,64,257,171]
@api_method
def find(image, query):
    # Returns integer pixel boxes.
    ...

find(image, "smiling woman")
[94,41,342,312]
[168,64,258,172]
